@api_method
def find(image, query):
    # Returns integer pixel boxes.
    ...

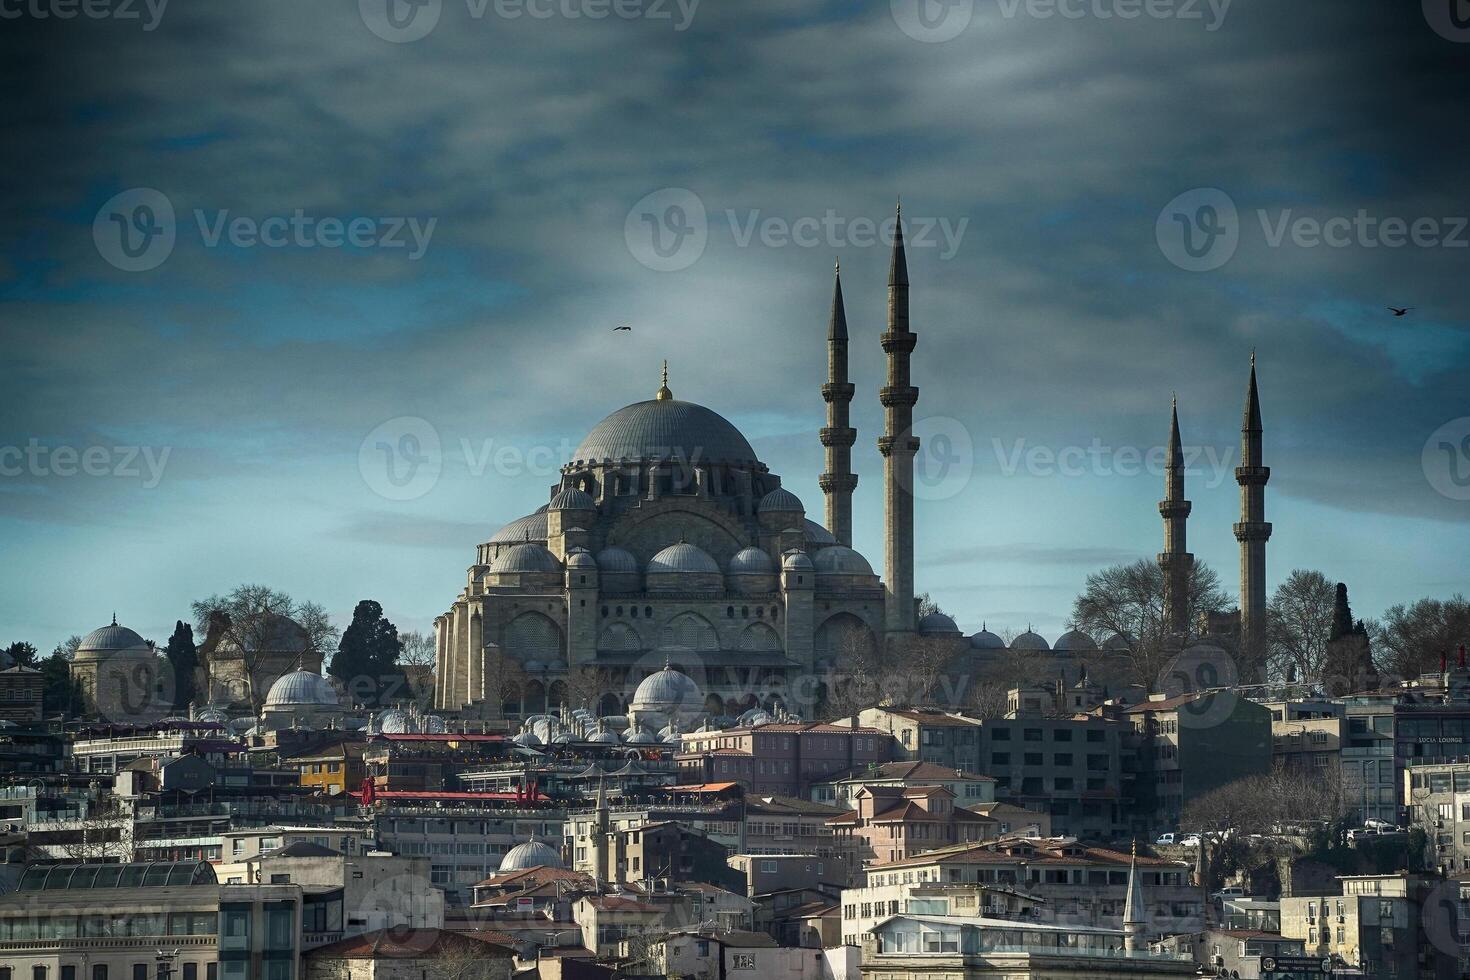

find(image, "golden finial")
[1251,348,1256,367]
[1131,839,1137,858]
[656,359,673,401]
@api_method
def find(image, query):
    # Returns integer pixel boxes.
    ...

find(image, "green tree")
[39,650,80,716]
[1371,594,1470,680]
[330,600,407,708]
[165,620,199,709]
[4,642,39,667]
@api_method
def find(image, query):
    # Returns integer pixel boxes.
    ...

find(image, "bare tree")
[398,629,436,668]
[53,798,133,863]
[1071,558,1231,691]
[482,648,529,718]
[1267,569,1336,684]
[1371,594,1470,680]
[192,584,339,713]
[819,625,886,721]
[565,664,618,713]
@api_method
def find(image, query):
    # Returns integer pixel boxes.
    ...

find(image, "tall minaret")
[1234,353,1271,679]
[820,261,858,547]
[1157,395,1193,637]
[879,202,918,634]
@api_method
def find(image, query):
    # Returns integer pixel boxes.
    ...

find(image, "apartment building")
[828,786,996,865]
[810,762,996,811]
[1280,873,1455,979]
[676,723,893,796]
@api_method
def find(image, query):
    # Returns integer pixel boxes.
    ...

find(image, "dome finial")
[656,359,673,401]
[111,611,117,626]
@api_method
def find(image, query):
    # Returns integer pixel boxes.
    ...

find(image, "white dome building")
[261,670,344,731]
[498,838,563,872]
[70,617,169,723]
[626,663,704,734]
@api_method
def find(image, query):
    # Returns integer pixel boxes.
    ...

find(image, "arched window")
[661,612,718,652]
[739,623,781,652]
[505,613,563,665]
[598,623,641,652]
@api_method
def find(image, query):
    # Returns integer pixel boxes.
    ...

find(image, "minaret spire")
[1123,840,1147,952]
[1158,395,1193,636]
[1234,352,1271,681]
[879,199,918,634]
[820,259,858,547]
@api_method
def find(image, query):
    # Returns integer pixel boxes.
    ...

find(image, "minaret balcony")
[880,332,918,354]
[819,473,859,493]
[877,435,920,457]
[1233,521,1273,542]
[1158,500,1193,519]
[1235,465,1271,486]
[879,385,919,408]
[820,426,857,448]
[1156,552,1193,568]
[821,382,855,402]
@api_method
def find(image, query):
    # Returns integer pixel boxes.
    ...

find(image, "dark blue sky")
[2,0,1467,652]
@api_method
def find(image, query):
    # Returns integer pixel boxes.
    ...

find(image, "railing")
[0,936,217,952]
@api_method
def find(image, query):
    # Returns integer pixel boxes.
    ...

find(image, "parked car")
[1363,818,1396,831]
[1155,833,1177,846]
[1179,834,1202,848]
[1211,886,1246,901]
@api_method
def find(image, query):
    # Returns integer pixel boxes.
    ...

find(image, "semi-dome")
[595,547,638,573]
[782,550,814,571]
[632,664,703,712]
[647,542,719,575]
[498,838,563,872]
[969,628,1005,650]
[758,487,804,513]
[728,547,775,575]
[488,542,562,574]
[572,398,759,466]
[1054,629,1099,652]
[265,671,339,708]
[813,546,874,576]
[488,511,549,545]
[803,519,836,545]
[566,549,598,570]
[1011,630,1051,651]
[549,487,596,510]
[918,612,961,635]
[77,621,149,658]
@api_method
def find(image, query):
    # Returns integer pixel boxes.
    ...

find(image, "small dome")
[759,487,804,513]
[782,550,814,571]
[1054,629,1099,653]
[566,549,598,570]
[78,622,149,656]
[512,729,543,747]
[624,727,657,744]
[488,511,550,545]
[918,612,962,636]
[488,542,562,574]
[194,707,231,724]
[647,542,719,575]
[1011,631,1050,651]
[632,664,703,712]
[595,547,639,574]
[803,519,836,545]
[499,839,563,872]
[969,629,1005,650]
[728,547,775,575]
[1105,633,1132,652]
[572,398,759,466]
[549,487,596,511]
[813,546,873,576]
[265,671,339,708]
[587,727,620,744]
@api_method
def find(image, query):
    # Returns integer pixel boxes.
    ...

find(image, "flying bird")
[1388,307,1412,317]
[613,324,632,331]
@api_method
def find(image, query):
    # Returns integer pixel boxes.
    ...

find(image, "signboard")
[731,955,756,970]
[1260,955,1334,975]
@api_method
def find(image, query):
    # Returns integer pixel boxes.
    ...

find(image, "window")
[1023,729,1043,742]
[992,728,1010,741]
[133,968,147,980]
[61,970,74,980]
[93,968,108,980]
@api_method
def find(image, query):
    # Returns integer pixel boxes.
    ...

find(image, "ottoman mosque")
[433,208,967,720]
[433,205,1277,719]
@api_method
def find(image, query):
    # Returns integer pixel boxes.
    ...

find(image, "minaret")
[1234,353,1271,679]
[1157,395,1193,637]
[879,202,919,634]
[1123,841,1147,952]
[820,260,858,547]
[593,773,609,884]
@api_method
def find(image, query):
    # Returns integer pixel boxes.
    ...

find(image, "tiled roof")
[870,710,983,727]
[1122,693,1207,713]
[306,929,513,960]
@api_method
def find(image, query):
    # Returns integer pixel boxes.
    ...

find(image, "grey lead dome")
[571,398,759,465]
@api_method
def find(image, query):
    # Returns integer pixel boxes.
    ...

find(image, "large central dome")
[571,398,759,466]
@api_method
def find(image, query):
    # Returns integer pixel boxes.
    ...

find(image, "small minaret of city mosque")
[1234,353,1271,677]
[879,202,919,634]
[820,260,858,548]
[1158,394,1193,637]
[1123,840,1147,953]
